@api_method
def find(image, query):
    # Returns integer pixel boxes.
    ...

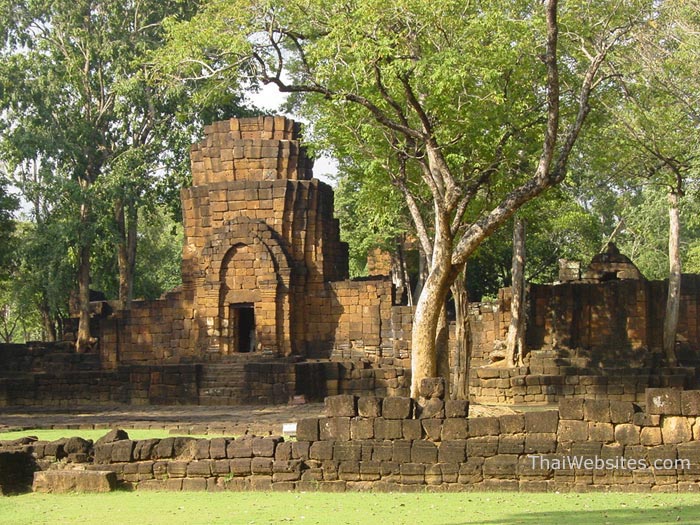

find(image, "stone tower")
[180,116,349,357]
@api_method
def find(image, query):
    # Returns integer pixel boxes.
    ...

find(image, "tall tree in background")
[1,0,114,351]
[0,173,20,341]
[0,0,251,347]
[333,169,409,279]
[605,0,700,365]
[0,174,17,277]
[157,0,648,396]
[505,217,526,367]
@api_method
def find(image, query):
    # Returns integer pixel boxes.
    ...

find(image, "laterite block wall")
[4,388,700,493]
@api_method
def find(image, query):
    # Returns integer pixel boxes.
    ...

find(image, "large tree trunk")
[663,190,681,366]
[115,198,138,308]
[435,302,450,397]
[76,243,92,353]
[76,198,92,353]
[413,249,429,305]
[450,272,470,400]
[39,294,56,342]
[410,266,452,398]
[505,217,526,366]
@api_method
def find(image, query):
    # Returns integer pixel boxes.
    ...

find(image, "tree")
[0,220,69,343]
[157,0,648,396]
[0,0,252,349]
[601,0,700,365]
[1,0,116,350]
[505,217,526,366]
[91,204,184,301]
[0,159,80,342]
[0,174,17,277]
[334,168,409,278]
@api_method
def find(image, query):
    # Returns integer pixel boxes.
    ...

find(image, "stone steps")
[196,358,290,404]
[199,364,248,389]
[472,344,700,404]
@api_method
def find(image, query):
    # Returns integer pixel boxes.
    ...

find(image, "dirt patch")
[0,401,523,437]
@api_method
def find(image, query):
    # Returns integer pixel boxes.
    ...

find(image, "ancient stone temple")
[93,116,400,368]
[3,116,700,408]
[182,116,348,358]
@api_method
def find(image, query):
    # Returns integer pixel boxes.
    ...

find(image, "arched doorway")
[197,218,294,357]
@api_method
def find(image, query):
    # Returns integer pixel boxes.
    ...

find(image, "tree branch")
[451,0,561,267]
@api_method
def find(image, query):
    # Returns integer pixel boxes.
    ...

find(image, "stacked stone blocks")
[5,387,700,493]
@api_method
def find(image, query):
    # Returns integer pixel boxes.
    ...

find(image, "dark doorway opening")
[230,303,255,353]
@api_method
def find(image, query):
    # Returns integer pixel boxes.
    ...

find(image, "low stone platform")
[33,470,116,493]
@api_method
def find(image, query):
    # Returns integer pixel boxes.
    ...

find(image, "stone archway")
[198,217,293,356]
[218,242,274,354]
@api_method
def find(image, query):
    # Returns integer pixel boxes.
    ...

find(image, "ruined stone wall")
[85,117,417,375]
[468,276,700,371]
[303,279,393,358]
[0,342,301,407]
[40,114,700,407]
[0,362,199,407]
[96,290,189,366]
[469,277,700,404]
[94,116,355,365]
[526,277,700,354]
[0,343,410,407]
[7,388,700,494]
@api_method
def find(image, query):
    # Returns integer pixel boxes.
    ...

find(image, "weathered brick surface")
[319,418,350,441]
[358,397,382,418]
[227,439,252,458]
[558,399,584,420]
[33,471,116,493]
[382,397,413,419]
[661,416,692,444]
[558,420,588,442]
[499,414,524,434]
[647,389,682,415]
[442,419,468,440]
[444,400,469,418]
[296,419,319,442]
[584,400,611,423]
[374,418,402,440]
[609,401,636,424]
[325,395,357,417]
[402,419,422,441]
[681,391,700,416]
[416,398,444,419]
[469,417,499,437]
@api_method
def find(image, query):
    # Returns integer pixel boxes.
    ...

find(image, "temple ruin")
[97,117,412,366]
[1,116,700,407]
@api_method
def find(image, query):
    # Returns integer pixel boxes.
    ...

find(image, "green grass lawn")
[0,491,698,525]
[0,429,221,442]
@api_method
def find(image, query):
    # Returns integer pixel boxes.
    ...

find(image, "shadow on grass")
[462,503,700,525]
